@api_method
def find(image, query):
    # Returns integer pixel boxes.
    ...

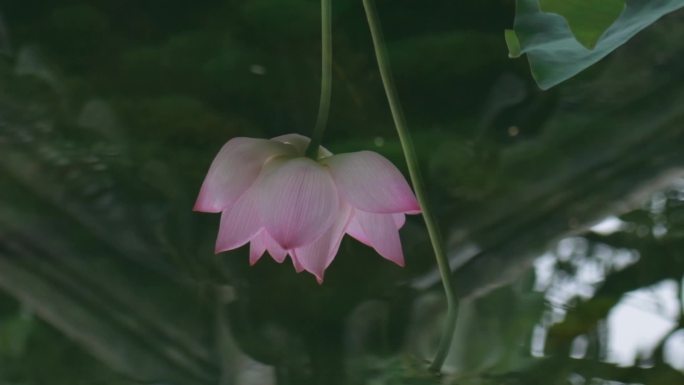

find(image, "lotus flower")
[194,134,420,282]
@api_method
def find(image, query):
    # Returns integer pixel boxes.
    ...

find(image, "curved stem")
[305,0,333,159]
[362,0,458,372]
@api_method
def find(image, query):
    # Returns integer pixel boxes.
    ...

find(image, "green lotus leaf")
[540,0,625,49]
[506,0,684,89]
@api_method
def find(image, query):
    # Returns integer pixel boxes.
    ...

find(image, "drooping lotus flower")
[194,134,420,282]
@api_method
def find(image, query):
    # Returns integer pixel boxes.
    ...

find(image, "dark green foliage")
[0,1,683,385]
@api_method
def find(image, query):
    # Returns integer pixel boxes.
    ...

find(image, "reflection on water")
[534,225,684,369]
[607,280,681,366]
[1,1,684,384]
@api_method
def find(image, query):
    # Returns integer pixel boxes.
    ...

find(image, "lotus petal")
[346,212,405,246]
[272,133,332,158]
[215,188,262,253]
[347,210,405,266]
[256,158,339,250]
[249,229,287,265]
[271,133,310,155]
[325,151,420,214]
[194,137,293,213]
[292,204,352,283]
[290,253,305,273]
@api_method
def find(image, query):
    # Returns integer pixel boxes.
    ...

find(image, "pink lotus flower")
[194,134,420,283]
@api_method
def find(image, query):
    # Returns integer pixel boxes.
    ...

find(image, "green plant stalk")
[362,0,458,372]
[306,0,333,159]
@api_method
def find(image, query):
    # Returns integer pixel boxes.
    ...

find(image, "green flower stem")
[362,0,458,372]
[305,0,333,159]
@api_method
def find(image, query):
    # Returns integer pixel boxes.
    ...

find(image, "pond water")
[0,1,683,384]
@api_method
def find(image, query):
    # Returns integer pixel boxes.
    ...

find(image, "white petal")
[325,151,420,214]
[256,158,339,250]
[194,137,294,213]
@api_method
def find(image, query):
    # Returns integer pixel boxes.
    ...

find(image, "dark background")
[0,1,683,384]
